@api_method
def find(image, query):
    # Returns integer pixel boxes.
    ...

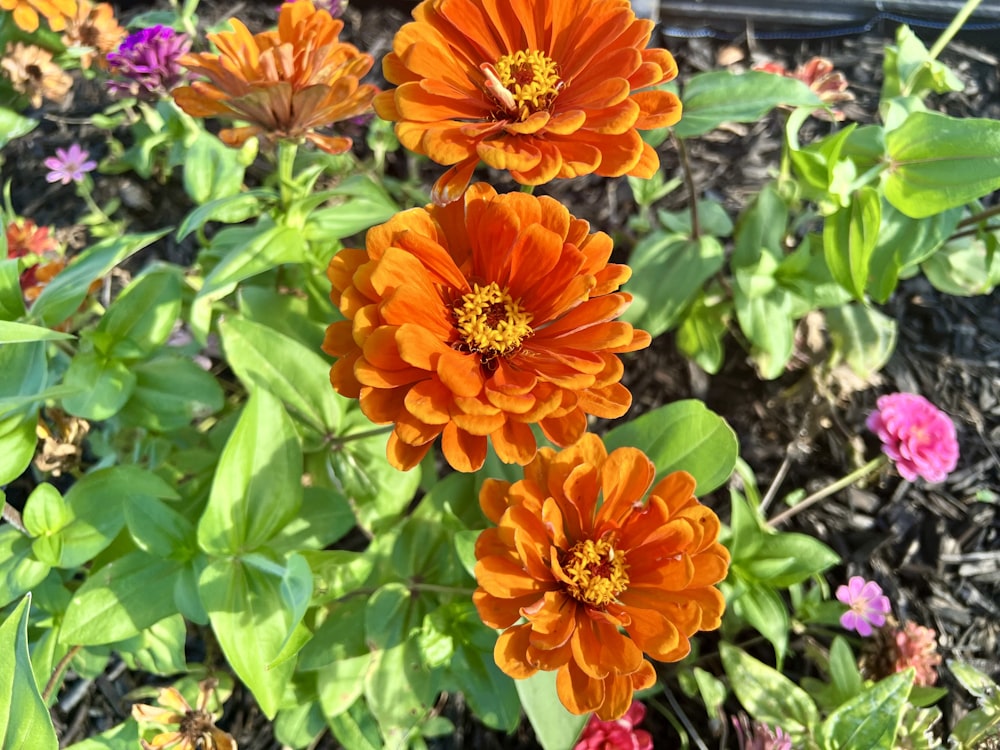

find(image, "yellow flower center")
[453,282,533,358]
[562,538,630,608]
[481,49,563,121]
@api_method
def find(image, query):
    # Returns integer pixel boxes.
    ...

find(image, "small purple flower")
[106,25,191,101]
[836,576,890,637]
[44,144,97,184]
[867,393,959,483]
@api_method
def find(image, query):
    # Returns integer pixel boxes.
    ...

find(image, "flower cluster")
[473,434,729,718]
[836,576,891,637]
[575,700,653,750]
[107,25,191,101]
[324,183,650,472]
[173,0,377,154]
[374,0,682,203]
[867,392,959,483]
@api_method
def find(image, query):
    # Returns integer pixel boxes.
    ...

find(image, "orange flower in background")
[132,680,236,750]
[172,0,378,154]
[1,42,73,108]
[0,0,75,32]
[473,434,729,719]
[61,0,126,70]
[324,183,650,473]
[6,218,59,258]
[375,0,682,204]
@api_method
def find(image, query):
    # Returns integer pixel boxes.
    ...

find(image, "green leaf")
[123,496,196,560]
[182,131,246,205]
[922,232,1000,297]
[0,108,38,149]
[823,187,881,300]
[298,597,370,670]
[317,653,374,719]
[675,70,823,139]
[0,413,37,487]
[731,582,789,661]
[197,388,303,555]
[734,287,796,380]
[728,490,765,561]
[364,637,438,743]
[176,189,276,240]
[739,532,840,587]
[676,289,731,374]
[198,557,298,718]
[622,234,725,338]
[116,614,188,675]
[828,636,864,704]
[271,485,355,553]
[0,258,27,321]
[199,224,306,298]
[62,720,140,749]
[220,316,344,441]
[0,527,50,609]
[885,112,1000,219]
[603,400,738,493]
[61,352,137,420]
[882,25,964,100]
[0,595,58,750]
[720,641,819,740]
[326,699,383,750]
[0,320,74,343]
[301,175,400,243]
[118,355,224,431]
[516,670,587,750]
[94,264,183,359]
[819,669,914,750]
[30,231,168,327]
[60,551,185,646]
[826,303,898,378]
[0,338,46,402]
[948,660,998,700]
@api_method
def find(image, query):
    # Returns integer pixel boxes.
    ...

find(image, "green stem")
[672,133,700,240]
[519,184,535,195]
[43,645,81,703]
[767,455,888,527]
[329,425,394,447]
[957,202,1000,229]
[276,140,300,211]
[928,0,984,61]
[1,500,28,535]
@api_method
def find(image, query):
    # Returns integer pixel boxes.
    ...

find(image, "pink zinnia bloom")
[44,143,97,184]
[892,622,942,687]
[836,576,890,637]
[733,714,794,750]
[575,701,652,750]
[866,393,959,483]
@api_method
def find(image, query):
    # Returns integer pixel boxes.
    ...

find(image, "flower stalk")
[767,455,888,527]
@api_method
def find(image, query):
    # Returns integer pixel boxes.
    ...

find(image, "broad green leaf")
[274,703,326,750]
[0,595,58,750]
[885,112,1000,218]
[182,131,246,205]
[364,639,439,745]
[819,669,914,750]
[238,285,327,352]
[317,653,374,719]
[828,636,864,704]
[30,231,169,327]
[176,188,276,240]
[676,290,731,374]
[823,187,881,300]
[198,388,303,555]
[199,224,306,298]
[271,485,355,553]
[727,490,765,561]
[326,699,383,750]
[301,175,400,243]
[0,527,50,609]
[60,551,185,645]
[116,614,187,675]
[675,71,823,138]
[826,303,897,378]
[95,264,183,359]
[657,200,734,238]
[730,582,789,661]
[739,532,840,587]
[118,355,224,431]
[23,483,69,566]
[0,414,37,487]
[622,233,725,338]
[198,558,298,718]
[734,286,796,380]
[304,550,375,605]
[882,25,964,100]
[61,352,137,420]
[0,258,27,321]
[299,597,369,670]
[0,320,73,343]
[948,660,998,700]
[516,670,587,750]
[123,496,196,560]
[220,316,344,440]
[0,338,46,401]
[604,400,738,493]
[0,108,38,149]
[720,641,819,740]
[62,719,140,749]
[365,583,420,651]
[922,233,1000,297]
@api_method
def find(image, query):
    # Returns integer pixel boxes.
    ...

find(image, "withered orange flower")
[132,680,237,750]
[753,57,854,121]
[324,182,650,473]
[473,434,730,719]
[172,0,378,154]
[374,0,682,204]
[0,42,73,108]
[61,0,125,70]
[0,0,75,32]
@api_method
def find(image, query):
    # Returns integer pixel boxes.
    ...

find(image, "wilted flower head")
[61,0,126,69]
[375,0,682,204]
[837,576,891,637]
[1,42,73,108]
[324,183,651,472]
[867,393,959,484]
[575,701,653,750]
[753,56,853,120]
[44,143,97,184]
[173,1,377,154]
[0,0,75,32]
[106,25,191,100]
[732,714,794,750]
[132,679,236,750]
[473,433,729,719]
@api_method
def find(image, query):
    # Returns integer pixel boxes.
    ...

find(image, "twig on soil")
[759,453,792,514]
[767,455,887,527]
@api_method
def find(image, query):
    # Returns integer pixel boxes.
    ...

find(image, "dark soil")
[3,1,999,747]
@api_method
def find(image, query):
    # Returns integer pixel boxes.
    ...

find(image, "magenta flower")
[574,701,652,750]
[836,576,890,637]
[732,715,793,750]
[867,393,959,483]
[106,25,190,101]
[44,143,97,184]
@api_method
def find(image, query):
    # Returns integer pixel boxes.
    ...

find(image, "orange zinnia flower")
[473,434,730,720]
[323,183,650,473]
[374,0,682,204]
[172,1,378,154]
[0,0,75,32]
[61,0,126,70]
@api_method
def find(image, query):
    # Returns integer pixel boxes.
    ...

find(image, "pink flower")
[574,701,652,750]
[867,393,959,483]
[836,576,890,637]
[44,143,97,184]
[892,622,942,687]
[752,56,853,121]
[732,714,793,750]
